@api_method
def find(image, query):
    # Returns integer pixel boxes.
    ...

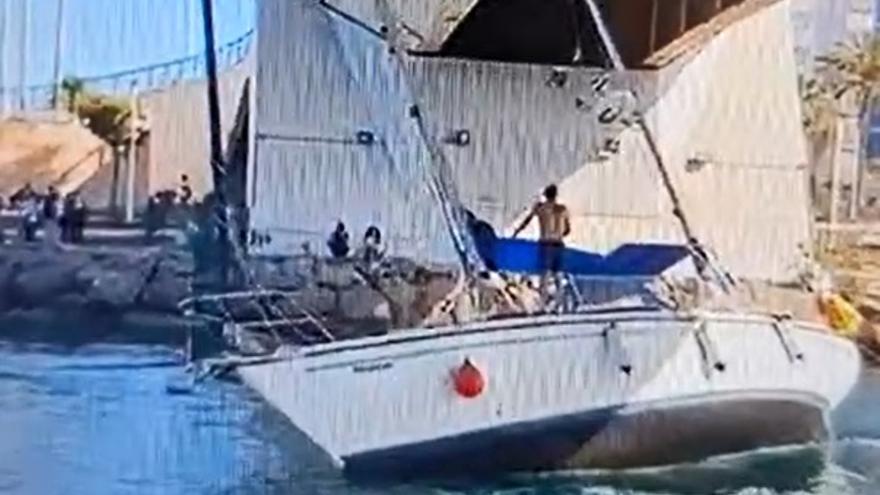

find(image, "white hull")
[235,309,861,476]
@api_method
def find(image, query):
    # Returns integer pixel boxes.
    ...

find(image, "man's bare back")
[533,202,570,242]
[512,185,571,242]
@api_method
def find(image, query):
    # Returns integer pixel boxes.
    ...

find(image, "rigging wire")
[372,0,485,278]
[317,0,483,277]
[581,0,735,292]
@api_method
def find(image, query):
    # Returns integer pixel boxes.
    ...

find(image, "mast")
[201,0,226,200]
[201,0,230,286]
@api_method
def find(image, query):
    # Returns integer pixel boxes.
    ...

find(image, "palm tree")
[60,76,85,114]
[76,95,135,147]
[802,76,841,221]
[812,35,880,220]
[803,78,840,138]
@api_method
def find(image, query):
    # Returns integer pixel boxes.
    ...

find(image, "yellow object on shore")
[820,294,863,338]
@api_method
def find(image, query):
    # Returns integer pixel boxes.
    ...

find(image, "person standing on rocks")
[59,193,75,243]
[0,196,6,245]
[19,193,40,243]
[357,225,385,266]
[179,174,193,206]
[70,193,87,244]
[327,222,350,259]
[42,186,61,247]
[60,191,87,244]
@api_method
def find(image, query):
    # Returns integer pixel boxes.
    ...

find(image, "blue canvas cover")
[483,238,691,277]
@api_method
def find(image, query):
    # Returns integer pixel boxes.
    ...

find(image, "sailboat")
[181,0,862,478]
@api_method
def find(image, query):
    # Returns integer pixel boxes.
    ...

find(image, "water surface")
[0,341,878,495]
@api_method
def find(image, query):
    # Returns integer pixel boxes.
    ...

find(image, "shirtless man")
[512,184,571,292]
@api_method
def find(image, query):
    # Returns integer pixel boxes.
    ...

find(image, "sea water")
[0,339,877,495]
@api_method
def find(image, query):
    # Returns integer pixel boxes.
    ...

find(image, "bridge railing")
[0,29,253,112]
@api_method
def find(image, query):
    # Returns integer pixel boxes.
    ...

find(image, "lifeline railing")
[179,288,336,344]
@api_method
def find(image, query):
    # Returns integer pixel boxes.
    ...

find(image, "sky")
[0,0,255,98]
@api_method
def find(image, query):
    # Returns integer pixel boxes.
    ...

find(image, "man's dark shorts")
[539,240,565,273]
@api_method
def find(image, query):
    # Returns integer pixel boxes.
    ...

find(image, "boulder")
[79,253,159,310]
[10,260,79,306]
[84,270,147,309]
[139,262,192,313]
[314,260,360,289]
[52,293,92,311]
[338,284,387,320]
[158,250,194,278]
[0,259,21,310]
[248,257,308,290]
[289,286,337,315]
[74,262,108,292]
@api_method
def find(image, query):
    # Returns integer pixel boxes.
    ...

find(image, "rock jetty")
[0,242,461,343]
[0,244,192,315]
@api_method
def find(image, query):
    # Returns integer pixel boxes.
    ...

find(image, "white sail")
[249,0,811,283]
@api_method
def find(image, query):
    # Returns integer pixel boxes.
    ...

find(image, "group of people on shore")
[143,174,196,240]
[327,222,385,266]
[2,183,88,245]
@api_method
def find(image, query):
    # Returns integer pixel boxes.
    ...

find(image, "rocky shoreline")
[0,243,192,345]
[0,244,192,316]
[0,241,460,345]
[2,240,877,368]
